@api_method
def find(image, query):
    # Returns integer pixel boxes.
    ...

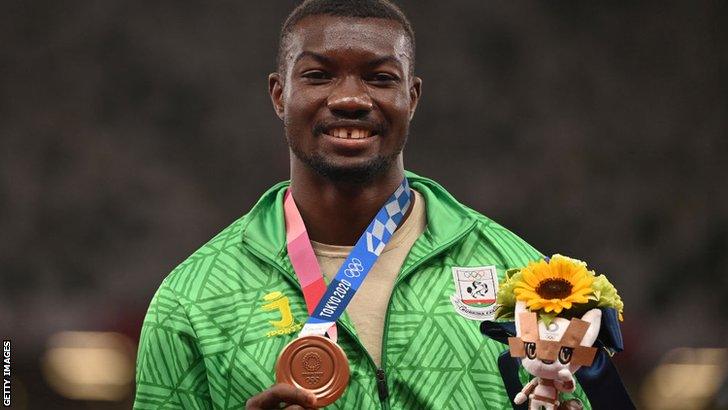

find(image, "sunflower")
[513,254,595,314]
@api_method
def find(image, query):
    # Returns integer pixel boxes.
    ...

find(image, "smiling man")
[134,1,591,409]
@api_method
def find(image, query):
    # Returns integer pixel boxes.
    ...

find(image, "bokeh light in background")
[42,332,135,402]
[1,0,726,408]
[641,348,728,410]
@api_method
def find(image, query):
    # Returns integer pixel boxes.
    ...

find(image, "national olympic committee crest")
[450,266,499,321]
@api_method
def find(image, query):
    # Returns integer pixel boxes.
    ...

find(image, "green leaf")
[539,312,557,326]
[505,268,520,279]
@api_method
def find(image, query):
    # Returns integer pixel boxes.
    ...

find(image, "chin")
[297,151,397,183]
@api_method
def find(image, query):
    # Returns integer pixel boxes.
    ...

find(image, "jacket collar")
[240,171,477,269]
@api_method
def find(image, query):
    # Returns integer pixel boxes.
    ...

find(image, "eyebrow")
[366,55,403,70]
[293,51,403,70]
[293,51,334,66]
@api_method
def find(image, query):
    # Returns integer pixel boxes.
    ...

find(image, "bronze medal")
[275,335,350,407]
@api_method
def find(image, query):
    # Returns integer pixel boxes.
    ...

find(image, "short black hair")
[277,0,416,75]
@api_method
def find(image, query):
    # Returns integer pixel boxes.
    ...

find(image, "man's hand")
[245,384,317,410]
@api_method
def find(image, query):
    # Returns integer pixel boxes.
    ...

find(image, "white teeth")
[328,127,372,139]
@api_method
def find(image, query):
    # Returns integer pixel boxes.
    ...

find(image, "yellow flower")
[513,254,595,314]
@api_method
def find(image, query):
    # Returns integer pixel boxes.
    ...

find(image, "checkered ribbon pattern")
[366,182,411,256]
[290,178,412,337]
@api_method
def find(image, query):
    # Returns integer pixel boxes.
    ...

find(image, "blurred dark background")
[1,1,726,409]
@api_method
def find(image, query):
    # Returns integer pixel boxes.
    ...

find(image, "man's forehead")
[284,15,411,66]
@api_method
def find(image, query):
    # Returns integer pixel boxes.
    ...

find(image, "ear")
[268,72,285,120]
[579,309,602,347]
[514,301,527,335]
[408,76,422,121]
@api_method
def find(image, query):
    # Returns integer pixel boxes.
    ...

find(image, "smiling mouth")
[324,127,377,139]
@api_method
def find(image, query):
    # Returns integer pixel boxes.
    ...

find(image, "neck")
[289,156,407,246]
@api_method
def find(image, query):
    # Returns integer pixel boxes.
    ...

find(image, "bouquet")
[485,254,629,410]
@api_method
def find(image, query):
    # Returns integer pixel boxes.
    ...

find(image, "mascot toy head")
[509,301,601,381]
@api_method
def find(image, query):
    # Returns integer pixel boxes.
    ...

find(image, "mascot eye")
[524,342,536,359]
[558,347,573,364]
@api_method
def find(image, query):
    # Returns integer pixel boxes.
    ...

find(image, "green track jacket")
[134,172,591,409]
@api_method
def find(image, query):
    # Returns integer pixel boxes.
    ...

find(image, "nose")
[327,77,373,119]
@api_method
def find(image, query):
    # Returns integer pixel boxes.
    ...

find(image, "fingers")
[246,384,316,410]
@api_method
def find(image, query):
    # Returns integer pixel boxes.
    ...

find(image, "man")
[134,1,591,409]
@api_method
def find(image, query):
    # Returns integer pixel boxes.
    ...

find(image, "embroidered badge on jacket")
[450,266,499,321]
[261,291,303,337]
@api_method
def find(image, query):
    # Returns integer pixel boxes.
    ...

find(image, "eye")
[301,70,331,82]
[524,342,536,359]
[367,72,399,84]
[558,347,573,364]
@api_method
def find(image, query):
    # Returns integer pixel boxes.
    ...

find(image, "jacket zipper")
[379,219,477,409]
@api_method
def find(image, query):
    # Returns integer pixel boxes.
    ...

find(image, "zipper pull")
[376,368,389,401]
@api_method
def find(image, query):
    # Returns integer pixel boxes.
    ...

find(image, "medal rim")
[275,334,350,407]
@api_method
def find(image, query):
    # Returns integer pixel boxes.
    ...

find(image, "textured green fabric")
[134,172,591,409]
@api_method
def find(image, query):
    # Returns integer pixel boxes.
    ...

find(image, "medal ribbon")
[283,178,412,340]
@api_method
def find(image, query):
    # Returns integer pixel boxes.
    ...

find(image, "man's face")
[269,15,421,182]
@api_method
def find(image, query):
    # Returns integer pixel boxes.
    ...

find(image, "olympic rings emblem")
[344,258,364,278]
[460,269,485,279]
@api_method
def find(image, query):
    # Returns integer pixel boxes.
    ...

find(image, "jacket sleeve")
[134,283,213,410]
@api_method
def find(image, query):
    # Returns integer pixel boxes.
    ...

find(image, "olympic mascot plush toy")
[510,301,600,409]
[482,254,631,410]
